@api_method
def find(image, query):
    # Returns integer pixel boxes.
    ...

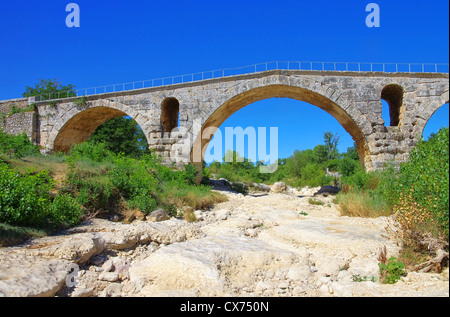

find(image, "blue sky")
[0,1,448,161]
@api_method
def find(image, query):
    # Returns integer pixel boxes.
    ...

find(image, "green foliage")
[67,141,114,165]
[50,194,82,228]
[308,198,324,206]
[337,156,359,177]
[0,130,40,158]
[65,143,212,216]
[378,257,406,284]
[0,222,47,247]
[323,131,340,161]
[64,167,119,215]
[0,163,53,227]
[231,182,249,195]
[351,274,377,283]
[335,190,391,218]
[73,96,87,108]
[182,163,199,185]
[384,127,449,238]
[159,180,227,211]
[204,132,346,189]
[109,155,159,200]
[0,160,84,229]
[127,194,158,214]
[22,78,76,100]
[88,117,150,158]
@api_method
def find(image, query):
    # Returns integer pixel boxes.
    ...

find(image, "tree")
[88,117,150,158]
[323,131,340,161]
[23,78,76,100]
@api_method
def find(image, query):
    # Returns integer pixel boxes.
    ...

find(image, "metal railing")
[35,61,449,102]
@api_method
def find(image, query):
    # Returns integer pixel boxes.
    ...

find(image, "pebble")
[98,272,119,282]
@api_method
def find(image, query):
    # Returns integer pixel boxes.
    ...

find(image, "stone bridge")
[1,68,448,171]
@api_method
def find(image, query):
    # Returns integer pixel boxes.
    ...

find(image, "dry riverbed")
[0,186,448,297]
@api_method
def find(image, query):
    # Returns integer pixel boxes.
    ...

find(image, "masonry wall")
[0,98,37,141]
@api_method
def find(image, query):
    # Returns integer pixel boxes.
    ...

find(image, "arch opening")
[381,84,404,127]
[161,97,180,136]
[191,85,370,170]
[422,102,449,140]
[53,106,130,153]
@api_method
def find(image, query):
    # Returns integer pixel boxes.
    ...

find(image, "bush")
[385,127,449,240]
[128,194,158,214]
[378,257,406,284]
[0,130,40,158]
[67,141,114,164]
[0,163,53,227]
[0,161,84,229]
[64,170,120,216]
[50,194,82,228]
[109,155,159,199]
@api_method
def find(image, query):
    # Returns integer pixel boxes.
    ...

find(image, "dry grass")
[384,191,449,272]
[337,191,391,218]
[385,192,447,250]
[161,185,228,211]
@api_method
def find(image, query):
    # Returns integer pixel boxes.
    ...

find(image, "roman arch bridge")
[1,61,448,171]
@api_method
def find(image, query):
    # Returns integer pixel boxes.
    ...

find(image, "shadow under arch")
[53,106,130,152]
[190,84,371,170]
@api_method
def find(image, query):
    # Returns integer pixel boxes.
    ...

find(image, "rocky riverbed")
[0,186,448,297]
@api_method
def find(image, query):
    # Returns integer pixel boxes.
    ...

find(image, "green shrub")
[67,141,114,164]
[0,130,40,158]
[64,172,120,215]
[231,182,249,195]
[128,194,158,214]
[50,194,82,228]
[183,163,199,185]
[379,257,406,284]
[0,163,53,227]
[109,155,159,199]
[384,127,449,239]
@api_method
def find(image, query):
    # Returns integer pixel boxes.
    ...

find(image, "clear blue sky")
[1,1,448,161]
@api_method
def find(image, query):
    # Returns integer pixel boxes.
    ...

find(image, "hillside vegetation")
[0,130,227,245]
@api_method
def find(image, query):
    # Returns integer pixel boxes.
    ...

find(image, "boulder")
[252,183,271,192]
[271,182,287,193]
[0,253,71,297]
[313,185,341,197]
[146,209,170,222]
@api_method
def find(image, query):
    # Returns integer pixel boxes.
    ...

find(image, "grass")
[0,223,48,247]
[336,191,392,218]
[160,182,228,211]
[308,198,324,206]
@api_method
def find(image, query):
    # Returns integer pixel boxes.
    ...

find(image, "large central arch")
[191,84,370,169]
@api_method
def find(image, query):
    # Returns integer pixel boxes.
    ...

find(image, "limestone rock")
[129,235,308,296]
[271,182,287,193]
[0,253,71,297]
[146,209,170,222]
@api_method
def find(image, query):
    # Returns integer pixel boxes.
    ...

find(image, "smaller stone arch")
[381,84,404,127]
[53,106,128,152]
[421,100,450,139]
[161,97,180,135]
